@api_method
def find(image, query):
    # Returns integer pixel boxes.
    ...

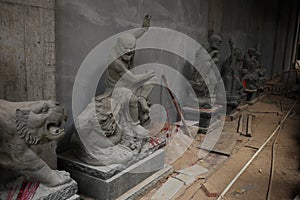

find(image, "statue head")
[116,33,136,61]
[248,48,256,57]
[16,101,66,145]
[233,48,243,61]
[208,34,222,50]
[255,51,261,59]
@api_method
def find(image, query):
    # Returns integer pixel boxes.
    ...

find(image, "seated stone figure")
[0,99,71,187]
[72,15,156,166]
[221,39,245,108]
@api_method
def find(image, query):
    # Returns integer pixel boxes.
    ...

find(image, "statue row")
[190,34,266,111]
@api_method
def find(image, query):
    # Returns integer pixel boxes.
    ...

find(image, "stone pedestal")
[0,176,78,200]
[182,105,223,134]
[225,95,240,114]
[245,88,258,101]
[58,149,165,200]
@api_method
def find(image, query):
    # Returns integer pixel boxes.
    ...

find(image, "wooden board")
[197,148,255,198]
[198,131,240,156]
[246,113,280,149]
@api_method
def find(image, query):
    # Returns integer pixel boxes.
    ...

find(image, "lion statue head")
[15,101,66,145]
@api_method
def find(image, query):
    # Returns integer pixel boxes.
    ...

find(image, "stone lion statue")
[0,99,71,187]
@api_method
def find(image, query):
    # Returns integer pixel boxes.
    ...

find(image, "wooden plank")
[201,182,218,197]
[199,148,255,198]
[246,113,280,149]
[237,114,244,134]
[198,131,240,156]
[176,181,202,200]
[246,115,253,137]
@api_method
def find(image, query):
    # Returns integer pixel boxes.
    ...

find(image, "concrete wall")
[0,0,56,101]
[0,0,57,168]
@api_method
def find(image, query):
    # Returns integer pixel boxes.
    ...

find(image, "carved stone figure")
[254,51,266,91]
[72,15,156,166]
[0,99,71,187]
[243,48,259,90]
[221,39,244,108]
[189,48,216,108]
[188,34,222,109]
[207,34,222,66]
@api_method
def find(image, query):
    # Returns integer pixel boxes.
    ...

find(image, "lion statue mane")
[0,99,71,187]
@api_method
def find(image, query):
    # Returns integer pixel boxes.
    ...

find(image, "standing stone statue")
[0,99,77,199]
[254,51,266,91]
[206,34,222,67]
[221,39,244,109]
[72,15,156,166]
[189,48,216,108]
[243,48,259,90]
[188,34,222,109]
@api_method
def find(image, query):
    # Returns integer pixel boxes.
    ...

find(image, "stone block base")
[183,105,223,132]
[58,149,165,200]
[0,176,78,200]
[245,88,258,101]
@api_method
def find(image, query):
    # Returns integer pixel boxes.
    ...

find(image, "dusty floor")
[140,94,300,200]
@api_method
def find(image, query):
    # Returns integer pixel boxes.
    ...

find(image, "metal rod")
[161,75,192,137]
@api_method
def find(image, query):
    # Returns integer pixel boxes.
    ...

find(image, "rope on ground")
[266,124,282,200]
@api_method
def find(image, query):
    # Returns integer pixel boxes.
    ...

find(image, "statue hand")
[146,70,155,78]
[209,50,219,57]
[142,14,151,28]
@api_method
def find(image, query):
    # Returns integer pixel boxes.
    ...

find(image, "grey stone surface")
[0,0,56,102]
[182,105,223,130]
[0,0,56,169]
[178,165,208,177]
[116,165,173,200]
[175,174,195,185]
[0,177,78,200]
[67,194,81,200]
[151,177,184,200]
[0,99,73,187]
[59,149,165,200]
[58,151,122,180]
